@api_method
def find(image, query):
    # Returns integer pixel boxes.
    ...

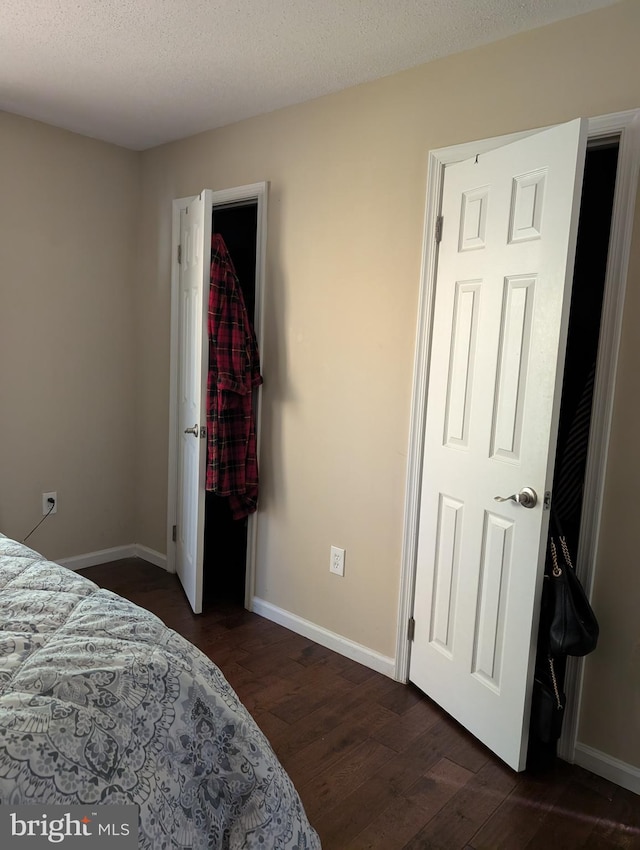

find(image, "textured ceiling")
[0,0,619,150]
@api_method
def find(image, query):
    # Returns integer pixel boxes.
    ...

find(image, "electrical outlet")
[330,545,345,576]
[42,491,57,516]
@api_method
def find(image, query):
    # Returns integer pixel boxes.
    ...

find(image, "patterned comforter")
[0,535,320,849]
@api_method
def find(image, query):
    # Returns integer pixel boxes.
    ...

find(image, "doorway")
[527,139,619,769]
[396,110,640,775]
[167,182,268,615]
[204,200,259,607]
[408,119,590,770]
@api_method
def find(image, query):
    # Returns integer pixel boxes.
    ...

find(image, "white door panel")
[410,119,588,770]
[176,191,212,614]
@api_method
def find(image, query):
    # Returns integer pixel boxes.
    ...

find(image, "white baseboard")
[251,596,396,679]
[135,544,170,571]
[57,544,168,572]
[573,742,640,795]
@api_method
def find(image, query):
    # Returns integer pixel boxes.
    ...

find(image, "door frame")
[166,181,268,610]
[396,111,640,764]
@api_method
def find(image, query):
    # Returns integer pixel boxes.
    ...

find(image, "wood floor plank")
[468,761,574,849]
[346,758,474,850]
[316,771,426,848]
[269,660,356,724]
[403,715,491,775]
[407,757,476,813]
[238,632,320,673]
[301,738,396,822]
[234,672,296,715]
[404,760,519,849]
[265,677,398,762]
[291,641,335,667]
[316,724,477,847]
[250,708,292,745]
[581,784,640,850]
[378,681,428,716]
[371,698,444,753]
[524,775,639,850]
[345,795,440,850]
[282,701,394,787]
[323,650,379,684]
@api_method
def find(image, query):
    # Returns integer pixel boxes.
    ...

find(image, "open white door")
[409,119,588,770]
[176,190,212,613]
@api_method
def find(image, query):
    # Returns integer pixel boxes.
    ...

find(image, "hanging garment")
[552,361,596,536]
[206,233,263,519]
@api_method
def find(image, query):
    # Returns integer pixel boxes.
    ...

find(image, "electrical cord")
[22,499,56,544]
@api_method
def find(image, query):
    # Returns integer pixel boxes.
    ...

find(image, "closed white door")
[176,190,212,614]
[409,119,588,770]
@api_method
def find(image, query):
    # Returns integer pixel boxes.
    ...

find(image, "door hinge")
[435,215,443,244]
[172,524,177,542]
[177,244,182,265]
[407,617,416,642]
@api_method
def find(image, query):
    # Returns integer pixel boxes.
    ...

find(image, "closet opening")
[528,138,619,769]
[203,200,259,607]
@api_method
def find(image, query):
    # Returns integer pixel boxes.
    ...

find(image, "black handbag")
[549,536,599,657]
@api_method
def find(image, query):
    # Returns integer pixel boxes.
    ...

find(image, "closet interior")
[528,139,619,768]
[203,200,259,607]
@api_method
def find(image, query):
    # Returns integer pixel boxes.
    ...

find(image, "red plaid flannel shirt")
[206,234,263,519]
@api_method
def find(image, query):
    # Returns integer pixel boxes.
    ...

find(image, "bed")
[0,534,321,849]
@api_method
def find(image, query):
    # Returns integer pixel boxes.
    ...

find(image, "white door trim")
[166,182,268,611]
[166,195,191,574]
[558,111,640,762]
[396,110,640,761]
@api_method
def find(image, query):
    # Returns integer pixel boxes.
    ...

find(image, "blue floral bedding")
[0,535,320,849]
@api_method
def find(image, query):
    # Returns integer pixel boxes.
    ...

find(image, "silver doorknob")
[184,424,199,437]
[494,487,538,509]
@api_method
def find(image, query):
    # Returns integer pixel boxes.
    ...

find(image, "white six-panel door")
[176,190,212,614]
[409,119,588,770]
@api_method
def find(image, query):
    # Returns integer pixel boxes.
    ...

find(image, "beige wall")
[0,112,140,560]
[579,186,640,767]
[136,0,640,769]
[1,0,638,775]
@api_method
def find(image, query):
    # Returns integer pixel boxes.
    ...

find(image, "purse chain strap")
[559,535,574,570]
[550,535,574,577]
[548,656,562,710]
[550,537,562,577]
[548,534,570,710]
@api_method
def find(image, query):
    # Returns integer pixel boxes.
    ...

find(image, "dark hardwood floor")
[79,559,640,849]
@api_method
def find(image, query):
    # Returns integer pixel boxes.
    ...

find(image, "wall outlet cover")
[330,545,345,576]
